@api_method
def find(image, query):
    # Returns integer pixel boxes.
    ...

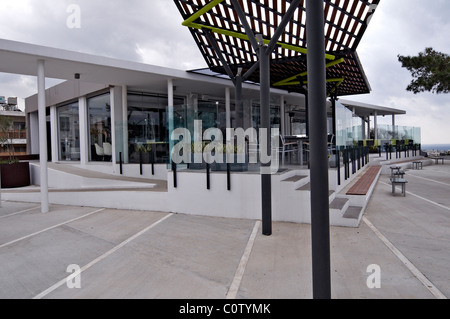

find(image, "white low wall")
[168,171,262,220]
[5,163,368,225]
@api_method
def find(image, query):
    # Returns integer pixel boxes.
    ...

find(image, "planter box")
[1,162,30,189]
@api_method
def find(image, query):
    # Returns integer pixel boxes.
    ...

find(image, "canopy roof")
[174,0,380,96]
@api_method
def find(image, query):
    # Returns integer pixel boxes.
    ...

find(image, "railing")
[171,161,232,191]
[0,131,27,140]
[336,146,370,186]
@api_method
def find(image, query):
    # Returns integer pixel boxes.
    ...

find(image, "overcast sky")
[0,0,449,144]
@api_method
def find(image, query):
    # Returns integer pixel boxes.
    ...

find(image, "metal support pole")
[37,60,49,214]
[235,74,243,129]
[260,44,272,236]
[172,161,177,188]
[206,163,211,190]
[306,0,331,299]
[227,163,231,191]
[119,152,123,175]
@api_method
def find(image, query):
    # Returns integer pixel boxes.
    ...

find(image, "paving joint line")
[0,208,106,249]
[0,205,42,220]
[363,216,446,299]
[380,181,450,211]
[226,220,261,299]
[33,213,173,299]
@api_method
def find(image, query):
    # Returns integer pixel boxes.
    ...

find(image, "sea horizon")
[421,144,450,151]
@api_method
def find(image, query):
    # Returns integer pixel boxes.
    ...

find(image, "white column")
[37,60,49,213]
[374,111,378,142]
[225,87,231,131]
[122,86,129,164]
[361,117,366,140]
[50,105,59,162]
[79,96,89,165]
[28,112,40,154]
[110,86,124,167]
[392,114,396,140]
[168,79,174,163]
[280,95,285,136]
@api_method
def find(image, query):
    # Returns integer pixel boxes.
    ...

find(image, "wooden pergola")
[174,0,380,96]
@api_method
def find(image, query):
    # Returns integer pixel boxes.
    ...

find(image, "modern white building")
[0,37,420,226]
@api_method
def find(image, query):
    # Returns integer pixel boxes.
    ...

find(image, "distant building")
[0,109,27,157]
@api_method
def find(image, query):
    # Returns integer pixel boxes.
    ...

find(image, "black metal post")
[206,163,211,190]
[172,161,177,188]
[151,151,155,176]
[307,0,331,299]
[119,152,123,175]
[139,152,143,176]
[260,44,272,236]
[336,149,341,186]
[227,163,231,191]
[235,75,243,129]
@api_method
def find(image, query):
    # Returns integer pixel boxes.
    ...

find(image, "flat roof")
[0,38,302,104]
[339,99,406,117]
[0,38,405,117]
[0,110,26,118]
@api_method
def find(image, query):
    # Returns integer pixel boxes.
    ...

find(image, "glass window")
[127,93,184,164]
[58,102,80,161]
[88,93,112,162]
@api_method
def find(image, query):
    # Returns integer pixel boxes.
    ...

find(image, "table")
[284,136,309,166]
[391,178,408,197]
[412,161,423,170]
[390,166,405,178]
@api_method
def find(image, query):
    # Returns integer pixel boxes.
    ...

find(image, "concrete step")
[281,174,309,189]
[343,206,363,220]
[296,182,336,202]
[330,198,349,211]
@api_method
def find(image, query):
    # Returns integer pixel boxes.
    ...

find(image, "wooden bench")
[346,166,381,196]
[391,178,408,197]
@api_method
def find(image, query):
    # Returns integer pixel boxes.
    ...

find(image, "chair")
[103,142,112,161]
[278,135,299,166]
[103,142,112,156]
[328,134,336,156]
[95,143,104,159]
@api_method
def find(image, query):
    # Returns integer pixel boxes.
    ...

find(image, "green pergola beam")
[182,2,336,62]
[182,0,225,27]
[274,58,346,87]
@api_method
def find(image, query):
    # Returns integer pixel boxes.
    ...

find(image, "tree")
[398,48,449,94]
[0,116,14,162]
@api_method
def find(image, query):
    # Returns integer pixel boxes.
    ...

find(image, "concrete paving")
[0,160,448,299]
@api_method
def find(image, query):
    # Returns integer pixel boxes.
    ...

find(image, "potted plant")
[0,116,30,188]
[137,143,152,164]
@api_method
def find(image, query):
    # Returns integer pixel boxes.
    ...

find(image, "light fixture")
[74,73,80,80]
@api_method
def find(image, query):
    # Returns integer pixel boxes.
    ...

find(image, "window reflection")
[88,93,112,162]
[58,102,80,161]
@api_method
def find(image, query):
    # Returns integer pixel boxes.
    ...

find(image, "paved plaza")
[0,160,448,299]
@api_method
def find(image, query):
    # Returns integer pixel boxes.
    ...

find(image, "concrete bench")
[412,161,423,170]
[391,178,408,197]
[431,157,444,165]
